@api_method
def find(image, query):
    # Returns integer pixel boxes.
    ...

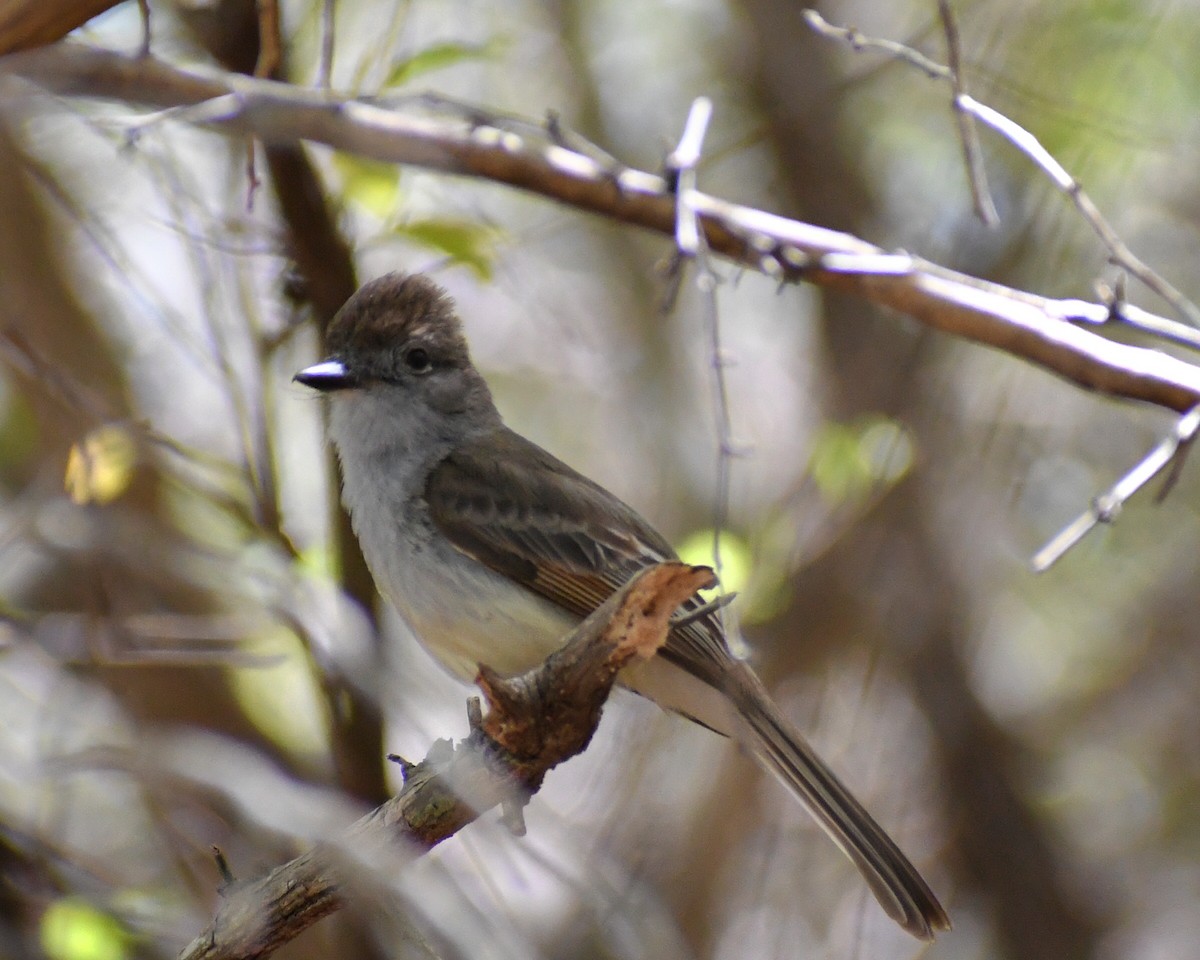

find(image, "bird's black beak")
[294,359,358,392]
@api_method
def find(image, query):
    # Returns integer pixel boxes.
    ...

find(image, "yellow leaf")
[228,626,329,760]
[676,529,752,596]
[64,425,137,505]
[41,897,129,960]
[331,152,401,219]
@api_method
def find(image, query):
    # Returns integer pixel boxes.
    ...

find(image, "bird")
[295,272,949,939]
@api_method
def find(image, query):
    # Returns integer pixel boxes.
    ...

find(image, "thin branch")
[665,96,747,656]
[318,0,335,89]
[956,94,1200,327]
[937,0,997,226]
[0,0,120,56]
[6,47,1200,412]
[178,562,715,960]
[1086,290,1200,354]
[253,0,281,80]
[803,9,950,80]
[805,8,1200,328]
[242,0,285,210]
[665,95,712,255]
[135,0,150,58]
[1032,405,1200,571]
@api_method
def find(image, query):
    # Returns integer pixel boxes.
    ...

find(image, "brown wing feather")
[425,427,731,682]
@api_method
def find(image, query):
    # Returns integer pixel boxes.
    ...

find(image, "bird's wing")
[425,427,732,684]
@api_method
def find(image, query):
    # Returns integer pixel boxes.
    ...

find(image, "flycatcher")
[295,272,949,939]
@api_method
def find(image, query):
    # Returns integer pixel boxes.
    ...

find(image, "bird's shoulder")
[425,426,676,563]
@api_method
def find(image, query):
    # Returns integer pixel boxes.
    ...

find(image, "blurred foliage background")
[4,1,1200,958]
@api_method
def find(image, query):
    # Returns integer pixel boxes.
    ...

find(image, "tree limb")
[5,44,1200,414]
[0,0,117,56]
[177,562,716,960]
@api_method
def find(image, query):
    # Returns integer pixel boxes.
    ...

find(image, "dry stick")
[803,8,1200,330]
[245,0,285,208]
[937,0,998,226]
[1031,406,1200,571]
[177,562,715,960]
[666,95,711,256]
[135,0,150,58]
[956,95,1200,330]
[8,46,1200,412]
[318,0,335,89]
[664,96,748,656]
[803,10,950,79]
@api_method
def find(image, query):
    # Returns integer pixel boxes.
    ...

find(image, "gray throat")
[322,385,558,680]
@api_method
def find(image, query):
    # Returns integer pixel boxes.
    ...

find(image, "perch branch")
[177,562,716,960]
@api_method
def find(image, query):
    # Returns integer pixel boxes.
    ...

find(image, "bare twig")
[7,47,1200,412]
[135,0,150,58]
[957,95,1200,326]
[246,0,284,209]
[803,9,949,80]
[177,562,715,960]
[805,8,1200,327]
[0,0,121,56]
[937,0,997,226]
[253,0,281,80]
[665,97,748,656]
[1086,292,1200,353]
[1032,405,1200,571]
[318,0,335,88]
[665,95,712,255]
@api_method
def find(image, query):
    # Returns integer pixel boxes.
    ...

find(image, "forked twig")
[1032,406,1200,571]
[805,7,1200,328]
[937,0,997,226]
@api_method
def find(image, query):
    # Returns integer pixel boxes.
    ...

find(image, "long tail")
[729,667,950,940]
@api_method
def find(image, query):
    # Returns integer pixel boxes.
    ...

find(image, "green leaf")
[394,218,497,278]
[809,416,913,505]
[809,423,868,504]
[676,529,753,597]
[228,625,329,760]
[675,528,788,625]
[384,40,501,89]
[41,898,130,960]
[331,152,401,219]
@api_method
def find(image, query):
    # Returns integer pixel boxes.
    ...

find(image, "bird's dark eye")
[403,347,432,374]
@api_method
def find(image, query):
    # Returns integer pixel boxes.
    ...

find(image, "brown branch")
[317,0,335,89]
[252,0,280,80]
[6,46,1200,412]
[177,562,716,960]
[937,0,997,226]
[0,0,118,55]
